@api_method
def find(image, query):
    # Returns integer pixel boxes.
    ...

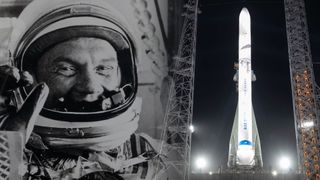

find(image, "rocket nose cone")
[239,7,251,35]
[240,8,250,20]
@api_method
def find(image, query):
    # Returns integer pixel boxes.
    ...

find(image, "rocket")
[227,7,263,169]
[237,7,254,166]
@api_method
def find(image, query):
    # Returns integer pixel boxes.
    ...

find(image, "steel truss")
[158,0,199,179]
[284,0,320,179]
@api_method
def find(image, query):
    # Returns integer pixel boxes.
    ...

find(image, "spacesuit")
[0,0,165,179]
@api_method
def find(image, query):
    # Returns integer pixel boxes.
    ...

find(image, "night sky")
[192,0,320,172]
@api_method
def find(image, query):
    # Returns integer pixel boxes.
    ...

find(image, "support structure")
[284,0,320,179]
[158,0,198,179]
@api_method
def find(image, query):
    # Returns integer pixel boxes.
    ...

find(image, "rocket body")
[227,7,263,169]
[237,7,255,166]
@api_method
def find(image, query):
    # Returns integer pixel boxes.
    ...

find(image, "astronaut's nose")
[74,71,104,101]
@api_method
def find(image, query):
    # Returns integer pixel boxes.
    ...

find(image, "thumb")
[18,83,49,141]
[2,83,49,143]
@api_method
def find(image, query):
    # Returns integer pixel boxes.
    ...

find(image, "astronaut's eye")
[95,65,114,76]
[52,63,77,77]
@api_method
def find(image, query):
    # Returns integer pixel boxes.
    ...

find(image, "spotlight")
[272,170,278,176]
[195,157,207,172]
[279,156,291,171]
[189,125,195,133]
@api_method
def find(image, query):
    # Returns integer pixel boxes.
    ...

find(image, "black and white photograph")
[0,0,183,179]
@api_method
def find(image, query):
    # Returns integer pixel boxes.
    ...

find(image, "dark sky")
[192,0,320,172]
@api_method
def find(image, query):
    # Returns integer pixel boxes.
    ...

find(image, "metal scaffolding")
[158,0,198,179]
[284,0,320,179]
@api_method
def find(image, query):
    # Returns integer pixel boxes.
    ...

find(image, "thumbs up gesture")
[0,65,49,143]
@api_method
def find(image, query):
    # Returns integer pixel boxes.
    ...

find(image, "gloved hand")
[0,65,49,144]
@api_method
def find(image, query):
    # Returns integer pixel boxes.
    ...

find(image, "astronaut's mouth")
[53,90,127,112]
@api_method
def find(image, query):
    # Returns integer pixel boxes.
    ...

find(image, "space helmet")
[10,0,141,150]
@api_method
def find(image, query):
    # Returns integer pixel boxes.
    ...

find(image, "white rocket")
[237,7,254,166]
[227,7,263,169]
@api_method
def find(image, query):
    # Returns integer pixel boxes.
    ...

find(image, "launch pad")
[190,172,302,180]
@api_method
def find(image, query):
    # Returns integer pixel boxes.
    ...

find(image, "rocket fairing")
[227,7,263,169]
[237,7,254,166]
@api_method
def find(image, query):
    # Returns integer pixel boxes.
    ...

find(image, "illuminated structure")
[227,8,263,170]
[159,0,199,179]
[284,0,320,179]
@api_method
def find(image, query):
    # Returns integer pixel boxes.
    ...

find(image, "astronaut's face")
[36,38,121,109]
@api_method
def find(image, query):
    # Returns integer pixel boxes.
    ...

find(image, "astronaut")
[0,0,164,179]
